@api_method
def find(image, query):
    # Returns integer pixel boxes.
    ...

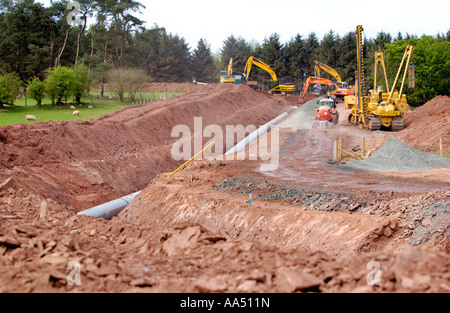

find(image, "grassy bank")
[0,91,183,127]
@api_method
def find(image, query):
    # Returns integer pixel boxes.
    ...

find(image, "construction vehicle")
[297,76,336,103]
[220,58,236,84]
[344,25,413,131]
[312,98,339,128]
[314,60,355,98]
[243,56,295,95]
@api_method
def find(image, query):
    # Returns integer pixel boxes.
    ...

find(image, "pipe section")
[225,112,288,155]
[77,191,141,220]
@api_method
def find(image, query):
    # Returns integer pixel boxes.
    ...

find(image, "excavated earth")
[0,84,449,293]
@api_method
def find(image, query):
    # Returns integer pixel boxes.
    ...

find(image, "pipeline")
[77,191,141,220]
[77,112,288,220]
[225,112,288,155]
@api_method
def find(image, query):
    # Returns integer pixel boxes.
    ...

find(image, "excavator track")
[391,117,404,131]
[368,117,381,131]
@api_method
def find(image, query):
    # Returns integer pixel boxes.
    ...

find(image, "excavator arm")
[314,60,342,82]
[243,56,294,94]
[243,56,278,85]
[227,58,233,76]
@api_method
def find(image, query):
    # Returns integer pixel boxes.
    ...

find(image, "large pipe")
[225,112,288,155]
[77,191,141,220]
[77,112,288,220]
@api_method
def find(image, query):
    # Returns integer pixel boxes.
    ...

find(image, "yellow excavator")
[243,56,294,95]
[344,25,413,131]
[314,60,354,97]
[220,58,236,84]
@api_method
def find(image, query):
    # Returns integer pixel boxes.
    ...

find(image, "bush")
[71,64,91,105]
[27,77,46,106]
[0,72,21,107]
[106,67,148,101]
[45,66,74,105]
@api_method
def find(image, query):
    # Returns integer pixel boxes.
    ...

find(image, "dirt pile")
[399,95,450,153]
[341,135,450,172]
[0,84,286,211]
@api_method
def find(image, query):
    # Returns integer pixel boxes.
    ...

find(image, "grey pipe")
[77,191,141,220]
[225,112,288,155]
[77,112,287,220]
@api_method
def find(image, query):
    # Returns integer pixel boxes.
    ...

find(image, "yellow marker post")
[167,141,215,178]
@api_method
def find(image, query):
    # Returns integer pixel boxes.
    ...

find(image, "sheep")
[69,105,76,109]
[88,105,93,108]
[72,110,80,116]
[26,115,36,121]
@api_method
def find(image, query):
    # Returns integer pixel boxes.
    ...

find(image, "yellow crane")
[243,56,294,95]
[344,25,413,131]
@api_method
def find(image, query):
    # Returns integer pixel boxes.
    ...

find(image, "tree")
[96,0,145,68]
[71,64,91,104]
[318,30,339,71]
[303,32,320,76]
[0,72,21,107]
[385,36,450,106]
[285,34,307,87]
[258,33,286,85]
[106,67,147,101]
[220,35,252,75]
[27,77,46,106]
[45,66,74,105]
[191,39,214,83]
[0,0,52,81]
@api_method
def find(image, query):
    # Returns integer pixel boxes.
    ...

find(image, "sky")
[38,0,450,53]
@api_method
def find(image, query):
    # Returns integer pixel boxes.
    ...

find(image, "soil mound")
[399,95,450,153]
[0,84,286,210]
[341,135,450,172]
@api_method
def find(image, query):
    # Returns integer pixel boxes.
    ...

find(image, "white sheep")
[72,110,80,116]
[26,115,36,121]
[88,105,93,108]
[69,105,76,109]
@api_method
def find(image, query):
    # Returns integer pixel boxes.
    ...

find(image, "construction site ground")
[0,84,449,295]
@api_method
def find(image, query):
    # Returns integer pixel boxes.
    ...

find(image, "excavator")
[243,56,295,95]
[314,60,355,97]
[297,76,336,103]
[344,25,413,131]
[220,58,236,84]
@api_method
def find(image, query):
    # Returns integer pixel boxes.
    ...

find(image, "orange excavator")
[297,76,336,103]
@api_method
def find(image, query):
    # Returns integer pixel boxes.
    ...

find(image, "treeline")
[0,0,449,106]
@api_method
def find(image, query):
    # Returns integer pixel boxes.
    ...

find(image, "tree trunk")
[57,26,71,67]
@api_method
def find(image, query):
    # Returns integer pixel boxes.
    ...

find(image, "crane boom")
[374,51,390,93]
[387,45,413,104]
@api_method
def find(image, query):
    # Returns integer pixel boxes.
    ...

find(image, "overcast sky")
[39,0,450,53]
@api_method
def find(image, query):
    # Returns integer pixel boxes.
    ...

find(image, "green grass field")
[0,91,183,127]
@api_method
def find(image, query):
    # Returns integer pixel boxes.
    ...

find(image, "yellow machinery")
[243,56,294,95]
[220,58,236,84]
[344,25,413,131]
[314,60,354,97]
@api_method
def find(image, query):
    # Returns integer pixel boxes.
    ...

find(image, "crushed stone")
[341,135,450,172]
